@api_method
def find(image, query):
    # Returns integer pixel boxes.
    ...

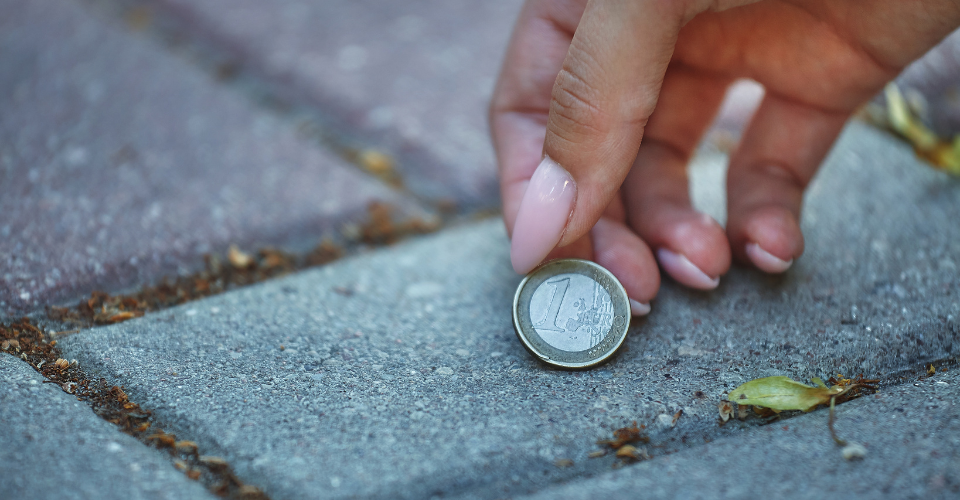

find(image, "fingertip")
[629,299,651,317]
[591,218,660,305]
[656,248,720,290]
[509,156,577,274]
[628,198,732,287]
[731,205,804,270]
[745,242,793,273]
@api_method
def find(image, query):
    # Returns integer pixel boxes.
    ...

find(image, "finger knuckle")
[549,65,609,142]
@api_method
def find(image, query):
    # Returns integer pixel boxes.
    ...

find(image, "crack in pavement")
[4,272,957,499]
[1,317,270,500]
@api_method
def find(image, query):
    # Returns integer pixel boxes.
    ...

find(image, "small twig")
[828,396,847,446]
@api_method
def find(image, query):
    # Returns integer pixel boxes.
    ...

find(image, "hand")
[490,0,960,315]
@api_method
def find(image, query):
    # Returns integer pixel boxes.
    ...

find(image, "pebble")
[841,442,867,460]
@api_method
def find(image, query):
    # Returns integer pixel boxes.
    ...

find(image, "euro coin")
[513,259,630,369]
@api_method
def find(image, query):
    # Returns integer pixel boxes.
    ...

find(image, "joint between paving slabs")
[4,312,958,493]
[80,0,468,216]
[1,318,272,500]
[27,193,446,330]
[578,355,959,470]
[0,200,456,496]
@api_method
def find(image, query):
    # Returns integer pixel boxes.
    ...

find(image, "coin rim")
[512,259,630,369]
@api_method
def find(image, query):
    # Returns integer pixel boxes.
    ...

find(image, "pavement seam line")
[1,318,271,500]
[80,0,468,215]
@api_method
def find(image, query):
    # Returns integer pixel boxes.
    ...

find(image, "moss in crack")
[1,318,268,499]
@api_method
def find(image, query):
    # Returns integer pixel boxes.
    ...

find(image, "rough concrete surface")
[519,369,960,500]
[147,0,523,208]
[130,0,960,211]
[0,354,214,500]
[59,123,959,499]
[0,0,430,317]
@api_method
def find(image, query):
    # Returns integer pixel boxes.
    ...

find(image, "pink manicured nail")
[745,242,793,273]
[510,157,576,274]
[629,299,651,316]
[656,248,720,290]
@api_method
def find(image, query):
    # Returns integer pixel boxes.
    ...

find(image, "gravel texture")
[0,0,430,317]
[0,354,214,500]
[59,123,960,499]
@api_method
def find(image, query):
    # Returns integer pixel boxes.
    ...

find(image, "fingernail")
[510,156,576,274]
[656,248,720,290]
[745,242,793,273]
[629,299,651,316]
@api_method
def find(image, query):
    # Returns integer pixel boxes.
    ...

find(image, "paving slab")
[0,354,214,500]
[518,368,960,500]
[896,28,960,137]
[139,0,960,209]
[145,0,522,207]
[58,122,960,499]
[0,0,430,318]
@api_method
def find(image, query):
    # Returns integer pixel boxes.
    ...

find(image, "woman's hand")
[490,0,960,315]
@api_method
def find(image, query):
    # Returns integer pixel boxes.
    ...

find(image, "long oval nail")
[656,248,720,290]
[510,157,576,274]
[630,299,651,316]
[745,242,793,273]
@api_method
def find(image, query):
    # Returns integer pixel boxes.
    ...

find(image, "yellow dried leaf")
[227,245,253,269]
[727,376,846,412]
[884,83,960,175]
[885,84,939,151]
[358,150,394,176]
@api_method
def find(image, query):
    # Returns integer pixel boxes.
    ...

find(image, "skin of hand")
[490,0,960,316]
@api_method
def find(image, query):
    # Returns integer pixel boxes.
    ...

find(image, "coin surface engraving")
[513,259,631,369]
[529,274,613,352]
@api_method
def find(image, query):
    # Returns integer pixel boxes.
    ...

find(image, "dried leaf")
[199,455,228,467]
[358,150,395,176]
[884,83,960,175]
[227,245,254,269]
[106,311,142,323]
[727,376,848,412]
[718,401,733,422]
[175,440,198,453]
[597,421,648,448]
[615,445,650,461]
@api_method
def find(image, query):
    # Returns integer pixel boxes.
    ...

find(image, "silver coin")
[513,259,630,369]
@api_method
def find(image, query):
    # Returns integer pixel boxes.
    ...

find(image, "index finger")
[490,0,587,237]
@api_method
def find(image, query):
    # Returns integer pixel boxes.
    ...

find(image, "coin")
[513,259,630,369]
